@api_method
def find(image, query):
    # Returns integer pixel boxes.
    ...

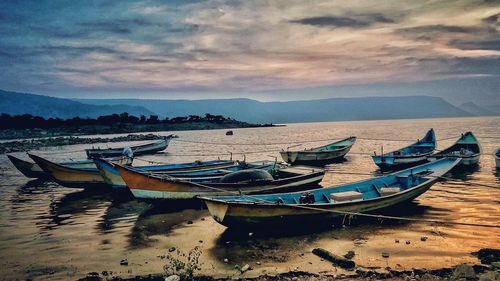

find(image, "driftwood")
[312,248,356,269]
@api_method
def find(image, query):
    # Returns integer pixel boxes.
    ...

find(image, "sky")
[0,0,499,105]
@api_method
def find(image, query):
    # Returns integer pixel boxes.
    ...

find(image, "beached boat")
[372,129,436,170]
[115,162,325,200]
[94,158,239,189]
[427,132,481,166]
[495,148,500,169]
[28,154,132,188]
[85,138,170,158]
[280,137,356,166]
[200,158,460,228]
[7,154,123,178]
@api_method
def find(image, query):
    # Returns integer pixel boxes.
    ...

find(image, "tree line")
[0,113,234,129]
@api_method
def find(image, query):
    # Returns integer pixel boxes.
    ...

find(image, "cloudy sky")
[1,0,499,105]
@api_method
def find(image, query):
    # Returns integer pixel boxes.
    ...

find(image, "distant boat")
[372,129,436,170]
[93,158,239,189]
[427,132,481,166]
[7,154,119,178]
[28,154,132,188]
[200,158,460,228]
[226,130,233,136]
[280,137,356,166]
[115,162,325,200]
[85,138,170,159]
[495,148,500,169]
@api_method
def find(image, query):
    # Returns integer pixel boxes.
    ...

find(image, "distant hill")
[0,90,153,118]
[459,102,498,116]
[75,96,472,123]
[0,89,476,123]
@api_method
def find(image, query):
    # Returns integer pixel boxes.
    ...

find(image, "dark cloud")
[291,13,394,28]
[449,39,500,51]
[398,24,480,34]
[483,13,500,25]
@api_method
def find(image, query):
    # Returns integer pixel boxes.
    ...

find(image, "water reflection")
[128,200,206,248]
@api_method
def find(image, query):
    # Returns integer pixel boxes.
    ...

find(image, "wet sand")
[0,117,499,280]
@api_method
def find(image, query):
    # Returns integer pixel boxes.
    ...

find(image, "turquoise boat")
[200,157,460,228]
[372,129,436,170]
[427,132,481,166]
[280,136,356,166]
[93,158,239,189]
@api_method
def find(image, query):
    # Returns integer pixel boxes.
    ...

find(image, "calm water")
[0,117,499,280]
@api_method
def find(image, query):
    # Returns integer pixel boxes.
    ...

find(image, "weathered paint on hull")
[118,164,325,200]
[7,155,47,178]
[280,139,355,166]
[128,173,325,200]
[428,154,480,167]
[205,179,437,228]
[86,139,169,158]
[29,154,108,189]
[372,155,430,170]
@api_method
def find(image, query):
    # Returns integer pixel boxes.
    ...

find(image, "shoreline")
[0,121,278,141]
[78,248,500,280]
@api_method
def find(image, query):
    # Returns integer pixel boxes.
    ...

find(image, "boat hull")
[29,154,131,189]
[117,165,325,200]
[201,158,460,229]
[496,157,500,170]
[86,138,169,158]
[372,154,430,170]
[94,159,238,190]
[428,154,480,167]
[280,137,356,166]
[7,155,47,178]
[280,147,352,166]
[205,178,436,228]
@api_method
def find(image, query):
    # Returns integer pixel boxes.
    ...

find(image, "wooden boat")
[495,148,500,169]
[427,132,481,166]
[372,129,436,170]
[85,138,170,158]
[28,154,132,188]
[115,162,325,200]
[280,137,356,166]
[94,158,239,189]
[7,154,123,178]
[200,158,460,228]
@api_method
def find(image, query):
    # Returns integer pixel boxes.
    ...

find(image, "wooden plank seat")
[379,187,401,196]
[330,191,363,202]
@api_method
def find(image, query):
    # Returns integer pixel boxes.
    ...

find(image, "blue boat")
[372,129,436,170]
[200,157,460,228]
[427,132,481,167]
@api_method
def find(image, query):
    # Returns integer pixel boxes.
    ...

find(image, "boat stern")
[202,198,229,224]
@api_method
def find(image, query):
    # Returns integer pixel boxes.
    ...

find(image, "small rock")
[248,232,253,237]
[382,252,390,258]
[292,277,298,281]
[491,261,500,270]
[201,218,206,221]
[395,239,400,243]
[168,247,176,252]
[344,250,355,260]
[451,264,476,281]
[187,220,193,224]
[165,275,180,281]
[421,236,428,242]
[199,240,203,243]
[256,261,261,265]
[240,264,250,273]
[406,240,411,245]
[120,259,128,266]
[102,271,108,276]
[224,258,229,263]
